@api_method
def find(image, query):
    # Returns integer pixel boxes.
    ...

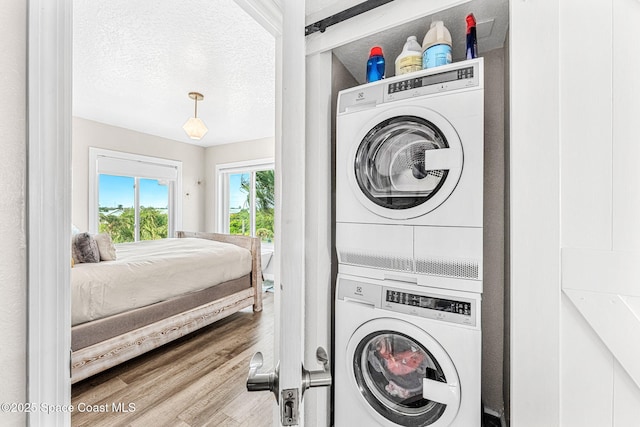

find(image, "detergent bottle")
[466,13,478,59]
[366,46,385,83]
[422,21,452,69]
[395,36,423,76]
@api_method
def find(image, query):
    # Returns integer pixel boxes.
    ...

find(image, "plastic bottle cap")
[422,21,452,50]
[466,13,476,31]
[369,46,383,57]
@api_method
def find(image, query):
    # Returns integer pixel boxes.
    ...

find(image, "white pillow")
[94,232,117,261]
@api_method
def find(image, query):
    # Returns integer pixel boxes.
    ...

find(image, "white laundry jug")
[422,21,452,69]
[395,36,423,76]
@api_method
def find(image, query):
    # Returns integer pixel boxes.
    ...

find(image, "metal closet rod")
[305,0,395,36]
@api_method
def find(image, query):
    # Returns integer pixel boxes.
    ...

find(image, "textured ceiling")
[73,0,275,147]
[332,0,509,84]
[73,0,506,146]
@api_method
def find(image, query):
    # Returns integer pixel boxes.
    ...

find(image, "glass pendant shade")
[183,117,208,140]
[183,92,208,140]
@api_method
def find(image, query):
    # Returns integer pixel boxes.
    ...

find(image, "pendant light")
[183,92,208,140]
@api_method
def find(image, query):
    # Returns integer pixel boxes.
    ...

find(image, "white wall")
[0,1,27,426]
[72,117,207,233]
[204,137,275,232]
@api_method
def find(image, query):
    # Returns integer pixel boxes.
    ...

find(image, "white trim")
[272,28,283,427]
[216,157,275,174]
[215,158,275,235]
[250,173,257,237]
[510,0,561,424]
[27,0,72,425]
[279,1,306,425]
[303,51,333,426]
[88,147,183,238]
[234,0,282,37]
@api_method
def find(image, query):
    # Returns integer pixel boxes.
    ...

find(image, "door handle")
[246,347,332,425]
[246,352,279,401]
[302,346,332,393]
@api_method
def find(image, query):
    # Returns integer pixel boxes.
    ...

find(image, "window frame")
[216,157,275,238]
[89,147,183,239]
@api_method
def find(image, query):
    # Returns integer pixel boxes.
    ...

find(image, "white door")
[510,0,640,425]
[244,1,333,426]
[559,0,640,424]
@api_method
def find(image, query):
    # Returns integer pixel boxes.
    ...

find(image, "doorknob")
[246,352,279,402]
[302,346,332,393]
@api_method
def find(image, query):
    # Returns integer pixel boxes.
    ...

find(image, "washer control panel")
[383,289,475,326]
[337,277,478,327]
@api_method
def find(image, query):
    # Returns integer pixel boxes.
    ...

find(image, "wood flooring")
[72,292,275,427]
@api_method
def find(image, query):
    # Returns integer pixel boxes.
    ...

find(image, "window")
[89,148,182,242]
[218,159,275,248]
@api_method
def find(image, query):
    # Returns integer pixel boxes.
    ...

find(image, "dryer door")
[350,108,463,220]
[347,318,461,426]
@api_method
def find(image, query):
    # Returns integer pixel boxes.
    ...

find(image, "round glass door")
[346,318,461,427]
[350,113,463,220]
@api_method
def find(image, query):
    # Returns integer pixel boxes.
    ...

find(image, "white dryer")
[336,59,484,293]
[334,274,481,426]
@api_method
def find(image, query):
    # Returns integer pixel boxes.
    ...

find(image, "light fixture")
[183,92,208,140]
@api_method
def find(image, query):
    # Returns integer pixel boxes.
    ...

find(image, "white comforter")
[71,238,252,325]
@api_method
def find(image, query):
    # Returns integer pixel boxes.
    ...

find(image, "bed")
[70,231,262,384]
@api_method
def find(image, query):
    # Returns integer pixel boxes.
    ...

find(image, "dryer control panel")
[337,58,483,113]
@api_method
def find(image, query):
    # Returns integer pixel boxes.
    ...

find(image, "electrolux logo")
[356,92,365,101]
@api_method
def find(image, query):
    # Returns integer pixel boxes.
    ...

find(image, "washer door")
[349,108,463,220]
[347,318,461,426]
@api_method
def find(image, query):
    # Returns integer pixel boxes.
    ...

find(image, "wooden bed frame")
[71,231,263,384]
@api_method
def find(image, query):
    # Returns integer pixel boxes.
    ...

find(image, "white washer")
[336,59,484,293]
[334,274,481,427]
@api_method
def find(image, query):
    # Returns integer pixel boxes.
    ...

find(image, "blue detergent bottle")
[366,46,385,83]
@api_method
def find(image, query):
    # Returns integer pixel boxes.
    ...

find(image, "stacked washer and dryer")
[334,58,484,426]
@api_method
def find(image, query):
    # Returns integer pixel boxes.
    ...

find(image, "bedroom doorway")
[29,1,315,425]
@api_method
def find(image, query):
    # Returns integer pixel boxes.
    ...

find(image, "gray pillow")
[72,232,100,264]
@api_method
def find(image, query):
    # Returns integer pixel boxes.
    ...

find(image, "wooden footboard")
[176,230,263,312]
[72,289,255,383]
[71,231,264,384]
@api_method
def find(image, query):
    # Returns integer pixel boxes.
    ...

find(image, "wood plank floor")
[72,292,275,427]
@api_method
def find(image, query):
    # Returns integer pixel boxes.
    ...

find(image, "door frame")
[27,0,73,425]
[27,0,286,425]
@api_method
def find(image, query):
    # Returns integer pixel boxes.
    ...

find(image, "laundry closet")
[303,0,508,425]
[301,1,640,426]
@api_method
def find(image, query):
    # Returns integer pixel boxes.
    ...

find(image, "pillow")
[94,232,117,261]
[72,232,100,264]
